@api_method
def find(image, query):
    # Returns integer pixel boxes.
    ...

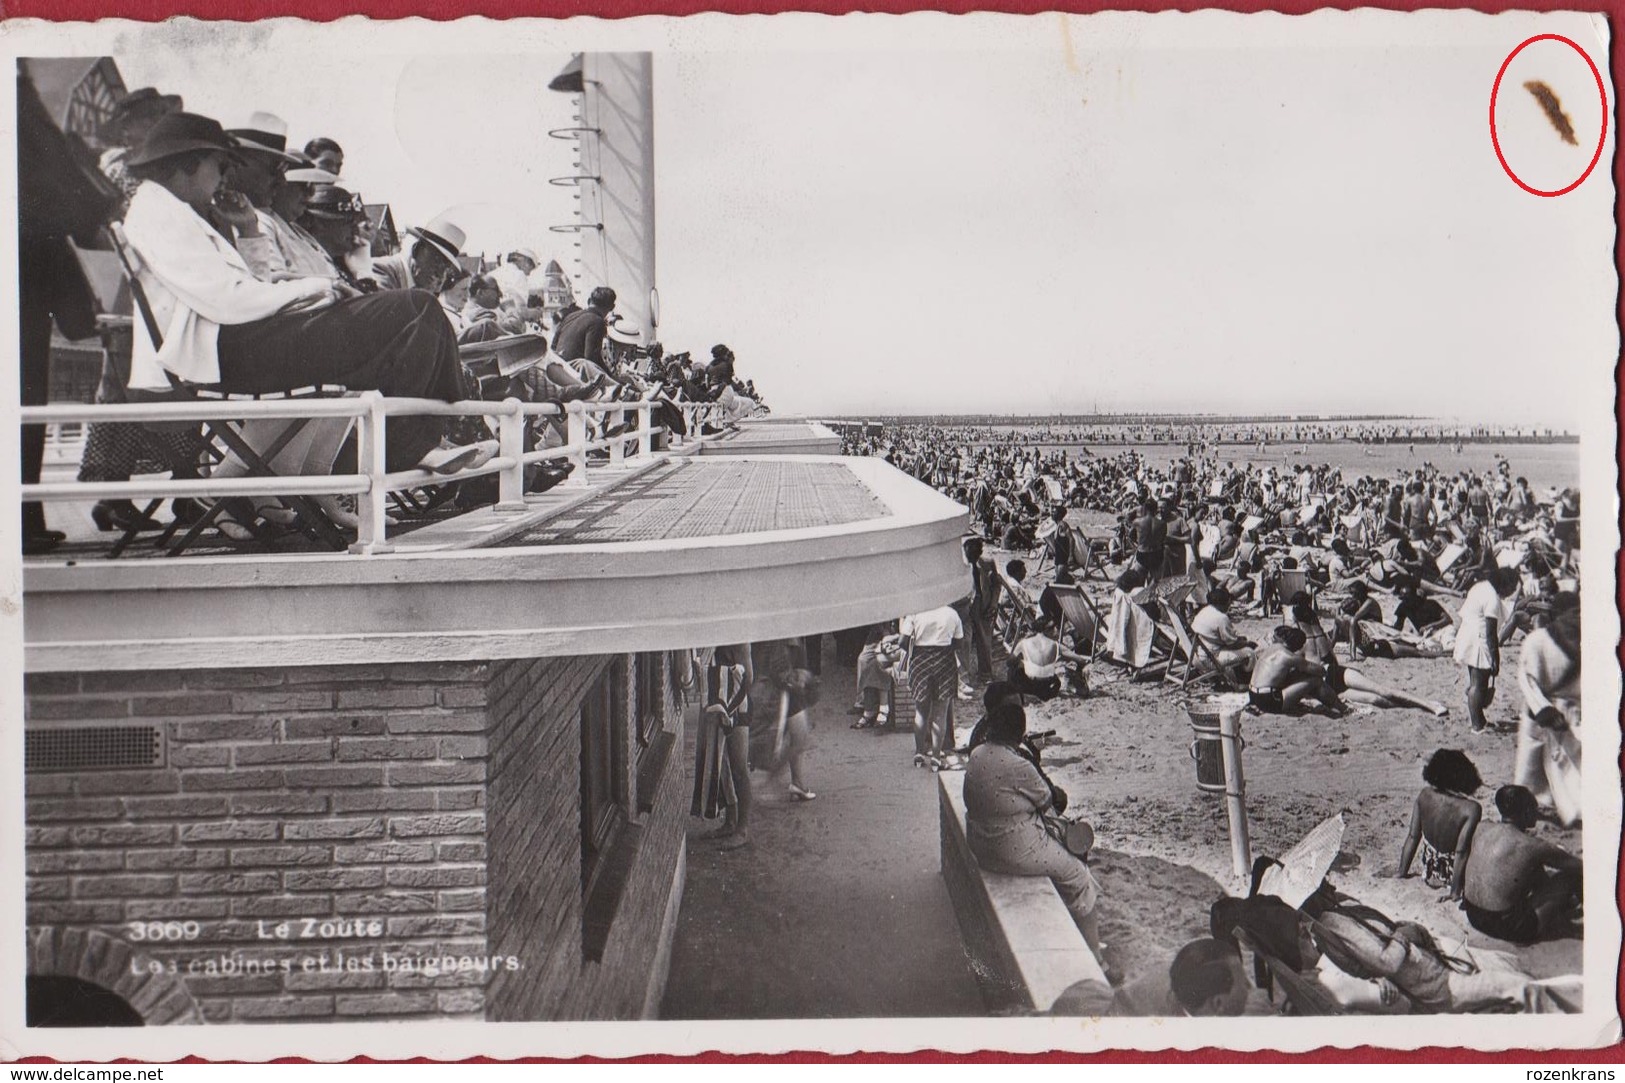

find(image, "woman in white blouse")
[119,112,473,477]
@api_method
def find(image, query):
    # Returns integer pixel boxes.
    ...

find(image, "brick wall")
[24,651,690,1025]
[485,653,689,1021]
[25,663,491,1024]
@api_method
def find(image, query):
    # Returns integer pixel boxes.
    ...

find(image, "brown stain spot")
[1523,80,1579,146]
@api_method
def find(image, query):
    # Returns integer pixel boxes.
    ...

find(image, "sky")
[101,14,1617,425]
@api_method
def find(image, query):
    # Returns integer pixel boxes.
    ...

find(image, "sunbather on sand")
[1393,748,1483,899]
[1247,626,1346,717]
[1286,594,1448,716]
[1460,785,1582,945]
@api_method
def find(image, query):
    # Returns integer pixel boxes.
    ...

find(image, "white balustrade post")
[609,404,626,468]
[638,402,653,458]
[564,400,590,488]
[496,398,526,511]
[349,391,394,555]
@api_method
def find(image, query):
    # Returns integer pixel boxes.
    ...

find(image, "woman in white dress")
[1452,567,1522,733]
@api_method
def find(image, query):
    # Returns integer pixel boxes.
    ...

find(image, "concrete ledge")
[698,419,841,456]
[24,455,969,672]
[937,772,1112,1015]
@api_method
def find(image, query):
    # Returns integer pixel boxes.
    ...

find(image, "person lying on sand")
[1299,878,1534,1014]
[1286,593,1448,716]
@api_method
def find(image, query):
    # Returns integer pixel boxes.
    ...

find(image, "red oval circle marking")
[1489,34,1608,197]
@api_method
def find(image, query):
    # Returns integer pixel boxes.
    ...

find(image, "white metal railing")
[23,393,731,555]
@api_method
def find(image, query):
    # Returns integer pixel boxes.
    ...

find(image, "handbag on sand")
[1045,815,1096,861]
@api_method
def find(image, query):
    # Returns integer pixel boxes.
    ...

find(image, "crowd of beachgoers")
[850,418,1572,450]
[813,419,1585,1016]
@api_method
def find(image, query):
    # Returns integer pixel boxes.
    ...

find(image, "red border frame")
[6,0,1623,1064]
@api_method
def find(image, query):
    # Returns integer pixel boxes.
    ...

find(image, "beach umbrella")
[1257,812,1345,909]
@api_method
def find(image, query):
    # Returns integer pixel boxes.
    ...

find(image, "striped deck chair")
[1276,567,1313,606]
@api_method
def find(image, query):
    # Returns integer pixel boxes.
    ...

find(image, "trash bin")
[1187,702,1226,794]
[1187,695,1247,794]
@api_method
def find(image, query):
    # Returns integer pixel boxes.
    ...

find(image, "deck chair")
[1159,600,1237,691]
[1102,588,1174,681]
[1045,583,1105,661]
[995,567,1044,651]
[106,225,348,555]
[1276,567,1312,606]
[1070,525,1113,583]
[1233,930,1347,1017]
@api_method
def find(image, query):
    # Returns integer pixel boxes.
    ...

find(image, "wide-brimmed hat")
[509,247,540,265]
[125,112,241,169]
[303,184,366,220]
[405,214,467,267]
[282,165,340,185]
[606,318,642,345]
[227,112,303,162]
[110,87,183,121]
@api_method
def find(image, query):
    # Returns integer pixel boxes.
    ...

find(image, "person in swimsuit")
[1460,785,1582,945]
[1247,626,1347,717]
[1301,881,1532,1013]
[1394,748,1484,900]
[1286,594,1448,716]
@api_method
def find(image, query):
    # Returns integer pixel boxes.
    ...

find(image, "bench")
[937,772,1113,1015]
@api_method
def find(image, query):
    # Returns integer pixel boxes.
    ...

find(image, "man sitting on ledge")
[120,112,476,476]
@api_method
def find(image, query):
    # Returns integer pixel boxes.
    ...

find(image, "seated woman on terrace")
[120,114,478,484]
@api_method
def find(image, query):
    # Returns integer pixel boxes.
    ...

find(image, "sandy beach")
[1000,535,1585,1002]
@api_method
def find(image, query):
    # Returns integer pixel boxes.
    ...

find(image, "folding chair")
[1111,585,1176,681]
[1276,567,1312,606]
[1044,582,1105,661]
[106,225,349,555]
[1159,600,1237,691]
[1233,930,1347,1017]
[67,241,200,557]
[995,566,1044,651]
[1070,524,1113,583]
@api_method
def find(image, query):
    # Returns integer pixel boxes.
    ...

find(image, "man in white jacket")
[118,112,473,474]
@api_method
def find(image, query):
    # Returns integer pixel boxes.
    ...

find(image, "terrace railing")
[23,395,731,555]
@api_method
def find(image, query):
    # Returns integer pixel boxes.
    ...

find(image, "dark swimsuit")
[1463,901,1539,945]
[1248,688,1285,713]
